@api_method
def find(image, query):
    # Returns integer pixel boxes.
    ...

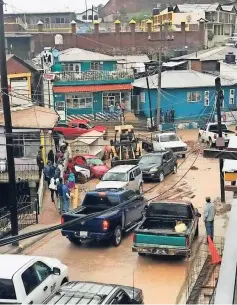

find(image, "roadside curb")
[1,232,50,255]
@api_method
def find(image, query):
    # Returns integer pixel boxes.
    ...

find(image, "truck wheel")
[182,154,186,158]
[195,225,199,237]
[159,171,165,182]
[198,134,203,143]
[112,226,122,247]
[138,252,146,256]
[68,236,82,246]
[209,138,214,148]
[173,165,177,174]
[138,183,143,194]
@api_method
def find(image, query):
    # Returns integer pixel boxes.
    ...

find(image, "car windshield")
[159,134,179,142]
[102,172,127,182]
[139,155,162,165]
[87,122,94,128]
[87,158,103,166]
[0,279,16,300]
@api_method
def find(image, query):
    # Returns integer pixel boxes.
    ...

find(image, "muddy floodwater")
[25,129,231,304]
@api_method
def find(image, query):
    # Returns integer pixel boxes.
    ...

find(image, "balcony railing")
[54,70,134,82]
[27,23,71,30]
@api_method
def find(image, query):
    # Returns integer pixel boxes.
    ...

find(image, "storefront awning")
[53,84,133,93]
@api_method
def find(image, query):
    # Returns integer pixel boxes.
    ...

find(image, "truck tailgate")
[135,233,186,247]
[62,213,104,233]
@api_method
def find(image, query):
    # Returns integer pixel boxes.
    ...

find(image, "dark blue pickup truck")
[61,189,148,247]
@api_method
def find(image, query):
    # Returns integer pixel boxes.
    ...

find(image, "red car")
[54,119,108,139]
[73,154,109,178]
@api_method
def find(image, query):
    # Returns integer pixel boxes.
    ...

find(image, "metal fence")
[0,197,39,239]
[184,237,225,305]
[0,164,39,182]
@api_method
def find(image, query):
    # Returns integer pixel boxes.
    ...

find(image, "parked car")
[138,151,177,182]
[139,132,188,158]
[0,254,68,304]
[132,201,201,257]
[61,189,148,247]
[73,154,109,178]
[54,119,108,139]
[198,122,235,147]
[96,165,143,194]
[44,281,144,304]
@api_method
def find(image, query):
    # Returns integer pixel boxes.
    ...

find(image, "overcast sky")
[5,0,108,13]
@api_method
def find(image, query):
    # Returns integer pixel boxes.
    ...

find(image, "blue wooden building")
[133,70,237,122]
[51,48,134,121]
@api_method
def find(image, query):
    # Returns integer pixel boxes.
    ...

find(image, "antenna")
[132,269,135,301]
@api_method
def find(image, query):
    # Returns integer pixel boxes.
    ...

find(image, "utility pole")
[215,77,225,202]
[146,71,153,130]
[157,43,162,129]
[0,0,18,240]
[148,22,174,130]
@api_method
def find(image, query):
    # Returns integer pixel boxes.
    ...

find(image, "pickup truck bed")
[132,201,200,257]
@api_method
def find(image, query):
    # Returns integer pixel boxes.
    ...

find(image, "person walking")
[204,197,216,242]
[171,107,175,123]
[120,100,125,116]
[165,110,169,123]
[52,131,60,152]
[49,176,58,203]
[43,161,53,187]
[62,181,70,213]
[47,150,55,165]
[57,177,64,213]
[68,170,75,190]
[36,149,44,179]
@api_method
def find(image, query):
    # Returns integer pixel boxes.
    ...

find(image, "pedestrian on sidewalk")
[204,197,216,242]
[53,131,60,152]
[36,146,44,179]
[57,177,64,213]
[48,149,55,165]
[68,169,75,190]
[120,100,125,116]
[43,161,53,187]
[49,176,58,203]
[62,181,70,213]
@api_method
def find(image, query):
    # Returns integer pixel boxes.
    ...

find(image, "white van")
[96,165,143,194]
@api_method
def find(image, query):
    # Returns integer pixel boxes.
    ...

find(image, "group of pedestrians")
[36,143,74,214]
[160,108,175,123]
[107,100,125,121]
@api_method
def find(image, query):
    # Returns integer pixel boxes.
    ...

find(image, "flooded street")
[24,130,231,304]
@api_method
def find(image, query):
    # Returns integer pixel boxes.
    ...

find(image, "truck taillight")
[102,220,109,230]
[186,236,190,247]
[61,217,64,224]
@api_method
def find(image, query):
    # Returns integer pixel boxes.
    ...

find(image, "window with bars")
[229,89,235,105]
[187,91,201,102]
[66,93,93,109]
[204,91,210,106]
[91,62,103,71]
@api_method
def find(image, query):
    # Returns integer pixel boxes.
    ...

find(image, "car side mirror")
[52,267,61,276]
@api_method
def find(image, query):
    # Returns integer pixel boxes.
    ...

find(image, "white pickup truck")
[139,132,188,158]
[0,254,68,304]
[198,123,235,147]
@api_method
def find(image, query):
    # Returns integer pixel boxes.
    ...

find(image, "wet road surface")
[24,130,231,303]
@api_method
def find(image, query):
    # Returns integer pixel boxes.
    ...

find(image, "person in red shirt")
[67,158,76,174]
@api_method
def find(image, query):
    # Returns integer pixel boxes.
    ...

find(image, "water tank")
[55,34,63,46]
[152,8,160,16]
[225,52,236,64]
[167,6,173,12]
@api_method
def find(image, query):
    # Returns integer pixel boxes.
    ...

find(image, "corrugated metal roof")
[133,70,236,89]
[115,55,150,64]
[175,3,220,12]
[162,61,187,67]
[172,46,237,61]
[0,106,59,129]
[59,48,115,62]
[53,84,133,93]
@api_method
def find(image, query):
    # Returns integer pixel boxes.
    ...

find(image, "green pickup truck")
[132,201,201,257]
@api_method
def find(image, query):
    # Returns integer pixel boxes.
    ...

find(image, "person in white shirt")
[49,177,58,202]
